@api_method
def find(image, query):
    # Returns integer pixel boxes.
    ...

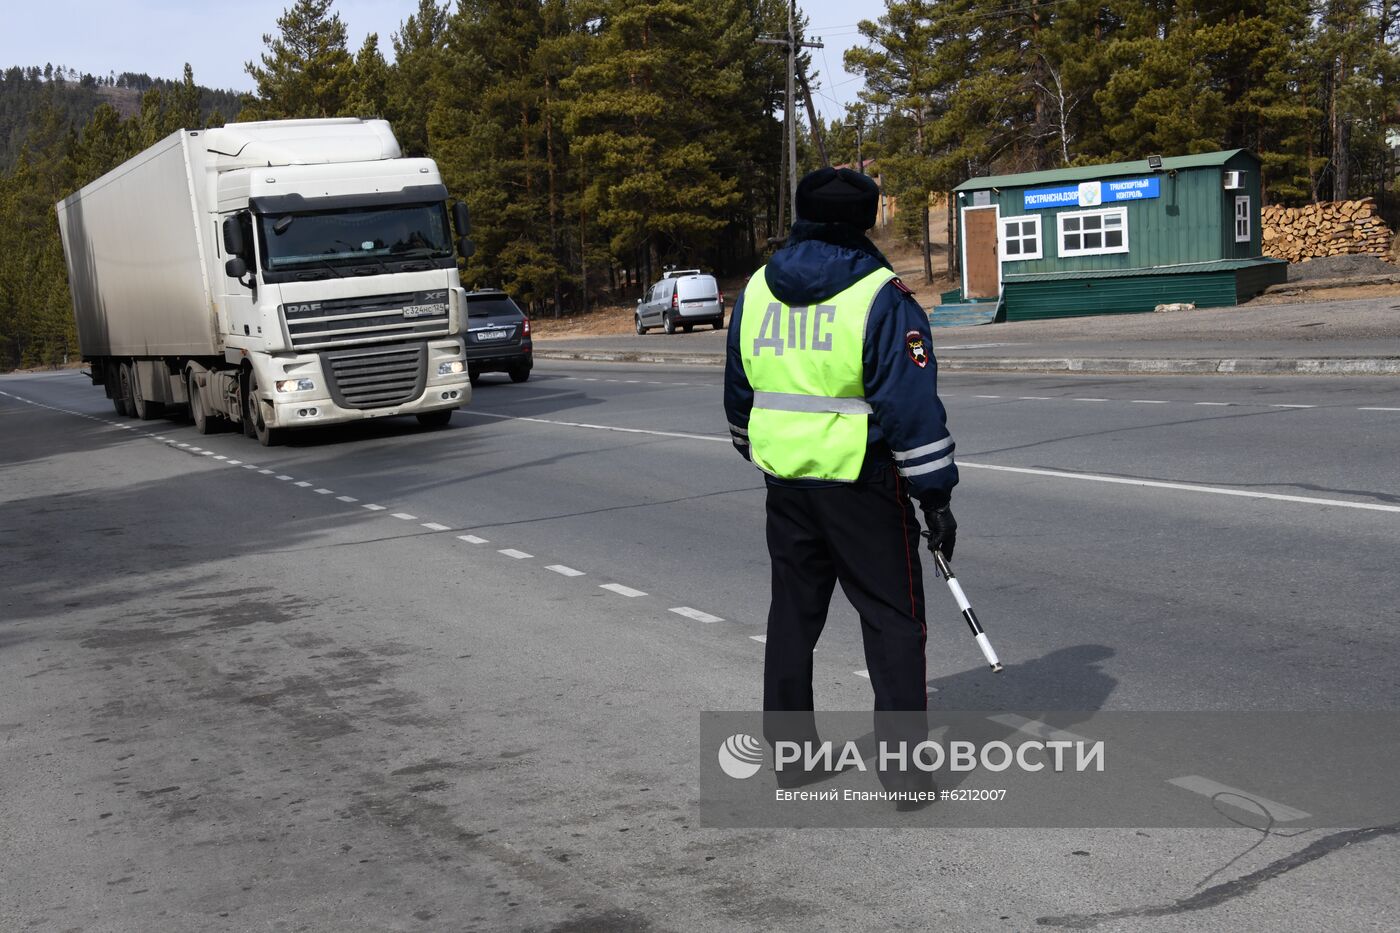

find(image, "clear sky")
[0,0,882,122]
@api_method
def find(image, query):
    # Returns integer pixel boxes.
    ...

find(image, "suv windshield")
[466,296,523,318]
[257,203,453,272]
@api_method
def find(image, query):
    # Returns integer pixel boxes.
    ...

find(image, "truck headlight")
[276,378,315,392]
[437,361,465,375]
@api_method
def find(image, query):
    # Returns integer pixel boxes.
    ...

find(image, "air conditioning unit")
[1223,171,1245,190]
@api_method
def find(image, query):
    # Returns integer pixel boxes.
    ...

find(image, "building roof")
[954,150,1253,192]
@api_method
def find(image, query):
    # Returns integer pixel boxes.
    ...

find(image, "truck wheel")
[417,410,452,428]
[129,365,160,420]
[116,362,136,417]
[188,371,214,434]
[508,362,531,383]
[246,370,284,447]
[663,313,676,335]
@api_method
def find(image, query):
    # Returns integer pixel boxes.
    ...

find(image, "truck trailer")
[55,117,475,445]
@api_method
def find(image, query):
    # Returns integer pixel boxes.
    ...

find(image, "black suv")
[463,289,532,384]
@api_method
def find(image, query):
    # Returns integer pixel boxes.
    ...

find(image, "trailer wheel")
[129,364,160,420]
[188,370,214,434]
[115,362,135,417]
[247,369,284,447]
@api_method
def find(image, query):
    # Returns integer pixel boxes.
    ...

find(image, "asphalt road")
[3,362,1399,931]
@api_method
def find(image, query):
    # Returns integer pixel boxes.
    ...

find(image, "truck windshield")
[257,203,453,272]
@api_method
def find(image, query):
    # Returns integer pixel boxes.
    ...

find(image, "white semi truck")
[55,118,474,445]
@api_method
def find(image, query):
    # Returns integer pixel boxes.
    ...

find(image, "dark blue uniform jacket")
[723,221,958,509]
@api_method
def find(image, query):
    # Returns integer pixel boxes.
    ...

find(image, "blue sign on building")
[1023,176,1161,211]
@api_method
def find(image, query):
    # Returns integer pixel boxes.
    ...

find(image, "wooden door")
[963,208,999,300]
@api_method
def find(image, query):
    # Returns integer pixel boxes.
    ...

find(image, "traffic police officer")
[724,168,958,785]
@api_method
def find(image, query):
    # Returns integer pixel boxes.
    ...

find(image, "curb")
[533,348,1400,376]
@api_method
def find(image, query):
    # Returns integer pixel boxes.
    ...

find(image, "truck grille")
[283,291,451,351]
[321,342,427,410]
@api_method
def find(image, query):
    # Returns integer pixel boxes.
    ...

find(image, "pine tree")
[242,0,355,119]
[388,0,449,157]
[346,33,391,117]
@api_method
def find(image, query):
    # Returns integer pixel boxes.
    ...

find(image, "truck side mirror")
[452,201,471,236]
[225,256,248,280]
[456,236,475,260]
[222,215,245,257]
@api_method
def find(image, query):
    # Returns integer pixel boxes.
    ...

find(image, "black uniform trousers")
[763,465,929,714]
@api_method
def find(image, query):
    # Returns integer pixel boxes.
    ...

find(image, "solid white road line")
[546,564,585,577]
[600,583,647,598]
[456,534,488,544]
[669,606,724,624]
[391,512,417,521]
[958,460,1400,514]
[461,410,727,443]
[1167,775,1311,822]
[422,522,451,532]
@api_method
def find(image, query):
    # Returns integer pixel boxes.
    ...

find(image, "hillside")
[0,66,242,171]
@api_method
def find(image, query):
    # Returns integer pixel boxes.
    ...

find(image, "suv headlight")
[276,378,315,392]
[438,361,465,375]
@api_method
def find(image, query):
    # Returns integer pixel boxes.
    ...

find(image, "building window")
[1235,196,1250,243]
[1057,207,1129,257]
[999,215,1042,261]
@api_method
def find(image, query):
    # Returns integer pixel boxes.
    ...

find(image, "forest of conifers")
[1,0,1397,368]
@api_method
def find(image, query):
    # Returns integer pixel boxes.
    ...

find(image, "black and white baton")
[932,552,1004,673]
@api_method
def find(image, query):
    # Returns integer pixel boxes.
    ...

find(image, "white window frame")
[1056,206,1129,258]
[1234,196,1250,243]
[998,215,1043,261]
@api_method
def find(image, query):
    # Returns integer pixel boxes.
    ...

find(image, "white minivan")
[635,269,725,334]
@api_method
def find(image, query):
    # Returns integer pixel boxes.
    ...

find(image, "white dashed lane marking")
[314,488,334,495]
[546,564,585,577]
[854,670,870,679]
[276,475,293,481]
[750,635,767,644]
[600,583,647,598]
[294,481,312,487]
[670,606,724,624]
[391,512,418,521]
[422,522,451,532]
[498,548,532,559]
[362,504,386,511]
[336,495,358,503]
[456,534,488,544]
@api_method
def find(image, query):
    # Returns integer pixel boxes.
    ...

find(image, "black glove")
[921,502,957,561]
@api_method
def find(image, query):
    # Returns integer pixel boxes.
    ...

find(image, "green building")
[945,150,1287,322]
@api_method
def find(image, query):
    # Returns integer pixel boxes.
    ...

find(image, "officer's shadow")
[831,645,1118,794]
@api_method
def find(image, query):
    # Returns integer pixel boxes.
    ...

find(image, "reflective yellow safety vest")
[739,265,896,481]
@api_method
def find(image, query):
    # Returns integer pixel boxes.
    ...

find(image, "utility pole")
[758,0,824,232]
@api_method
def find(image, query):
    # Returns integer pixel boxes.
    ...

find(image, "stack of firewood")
[1261,198,1394,262]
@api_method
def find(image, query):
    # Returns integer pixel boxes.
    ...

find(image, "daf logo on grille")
[287,302,322,314]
